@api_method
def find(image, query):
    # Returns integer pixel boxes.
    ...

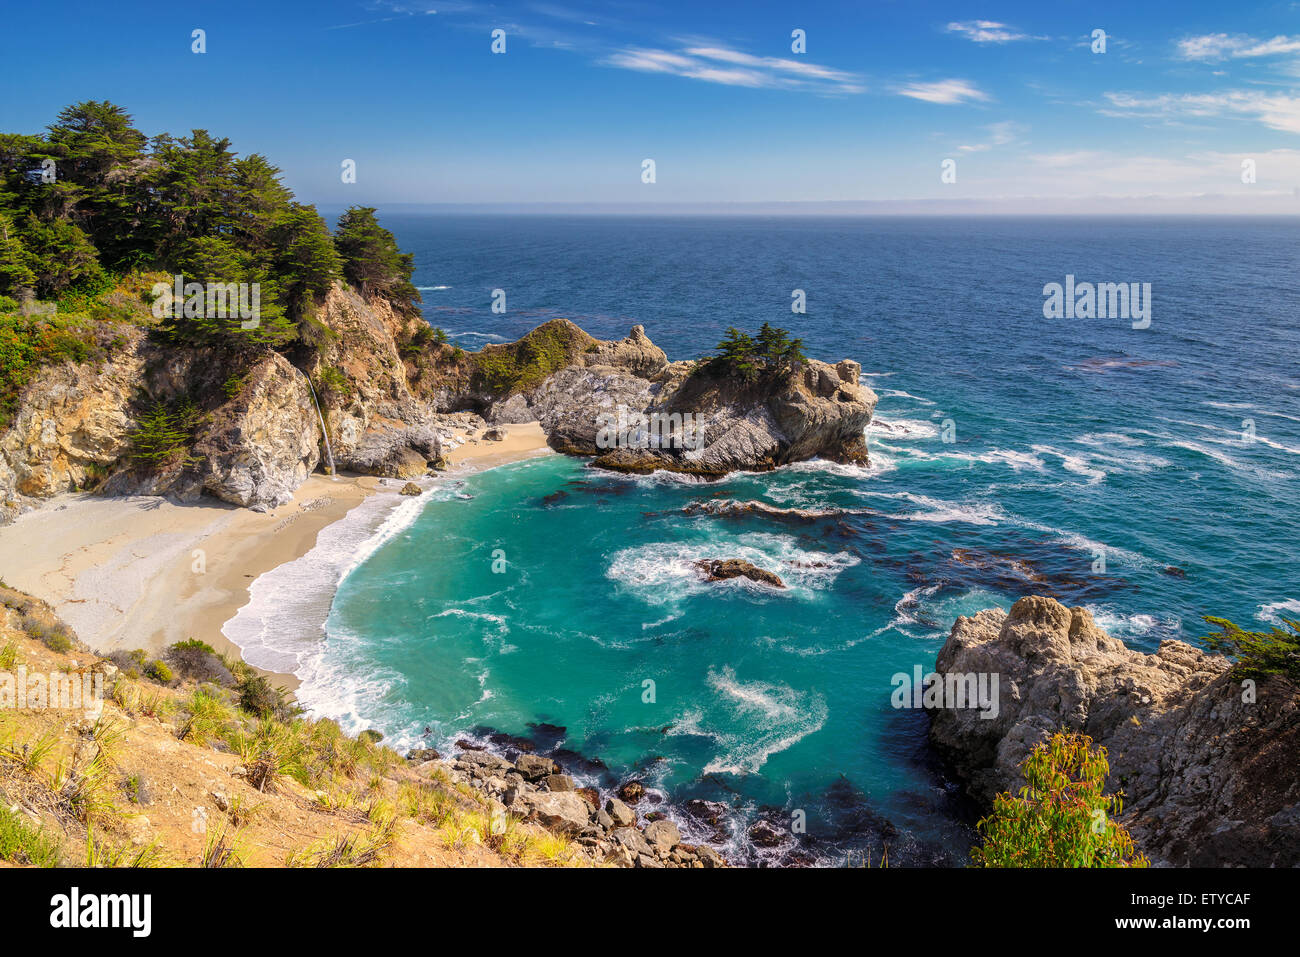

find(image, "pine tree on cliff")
[0,212,35,296]
[146,129,241,264]
[756,321,806,371]
[14,214,101,298]
[333,206,420,307]
[271,203,342,317]
[713,324,806,380]
[44,101,150,267]
[715,327,760,380]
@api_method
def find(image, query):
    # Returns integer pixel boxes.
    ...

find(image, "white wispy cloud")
[958,120,1025,152]
[1177,33,1300,61]
[603,45,864,93]
[1101,90,1300,134]
[946,20,1040,44]
[896,79,990,104]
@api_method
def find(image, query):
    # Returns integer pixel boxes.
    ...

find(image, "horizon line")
[310,197,1300,217]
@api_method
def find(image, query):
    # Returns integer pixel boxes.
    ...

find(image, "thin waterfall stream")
[306,377,337,480]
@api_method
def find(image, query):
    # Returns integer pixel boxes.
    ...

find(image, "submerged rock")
[694,558,785,589]
[617,780,646,804]
[682,499,849,522]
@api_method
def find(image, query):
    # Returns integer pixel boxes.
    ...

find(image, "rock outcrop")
[308,284,444,478]
[0,326,146,521]
[694,558,786,588]
[1,327,322,515]
[444,747,726,868]
[470,320,875,477]
[186,353,321,509]
[929,595,1300,866]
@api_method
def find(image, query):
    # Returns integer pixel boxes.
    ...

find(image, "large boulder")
[332,423,440,478]
[928,595,1300,866]
[311,284,446,478]
[524,790,592,835]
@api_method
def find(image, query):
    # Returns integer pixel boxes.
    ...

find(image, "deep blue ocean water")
[267,216,1300,864]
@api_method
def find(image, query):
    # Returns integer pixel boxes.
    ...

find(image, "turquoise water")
[284,216,1299,865]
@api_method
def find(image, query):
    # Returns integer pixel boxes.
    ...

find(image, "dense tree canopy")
[0,101,413,354]
[334,206,419,307]
[710,322,806,380]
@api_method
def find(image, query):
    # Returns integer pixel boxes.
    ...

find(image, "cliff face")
[0,324,324,515]
[0,292,875,519]
[929,596,1300,866]
[0,327,145,519]
[307,285,447,478]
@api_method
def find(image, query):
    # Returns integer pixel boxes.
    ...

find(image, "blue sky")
[2,0,1298,209]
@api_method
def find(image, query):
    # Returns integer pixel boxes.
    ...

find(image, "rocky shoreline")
[402,735,728,868]
[928,596,1300,867]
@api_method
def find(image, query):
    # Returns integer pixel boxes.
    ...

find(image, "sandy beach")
[0,421,551,689]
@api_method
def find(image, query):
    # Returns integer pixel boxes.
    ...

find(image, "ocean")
[229,215,1300,865]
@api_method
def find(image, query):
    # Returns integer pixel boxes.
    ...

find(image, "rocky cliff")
[0,325,321,516]
[473,320,876,477]
[929,596,1300,866]
[0,287,875,520]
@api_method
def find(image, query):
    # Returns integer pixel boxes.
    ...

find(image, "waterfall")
[306,377,337,480]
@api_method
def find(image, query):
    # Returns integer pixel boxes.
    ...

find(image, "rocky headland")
[928,596,1300,866]
[0,283,875,522]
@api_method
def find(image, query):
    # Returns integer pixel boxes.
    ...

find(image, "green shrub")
[1201,616,1300,683]
[107,648,148,679]
[972,731,1148,868]
[238,673,292,719]
[221,372,247,399]
[143,659,174,684]
[128,397,204,466]
[316,366,351,401]
[19,614,75,653]
[0,804,62,867]
[471,321,588,394]
[165,638,235,686]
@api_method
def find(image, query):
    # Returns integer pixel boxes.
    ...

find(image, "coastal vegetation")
[972,731,1149,868]
[0,587,593,868]
[1200,615,1300,682]
[471,318,595,394]
[0,100,420,412]
[706,322,806,381]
